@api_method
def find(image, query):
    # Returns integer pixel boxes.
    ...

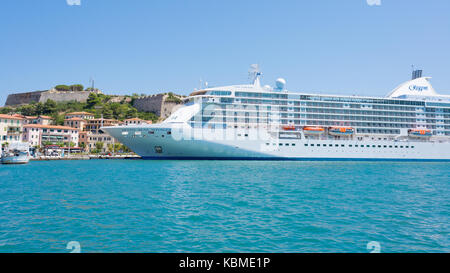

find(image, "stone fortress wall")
[5,90,95,106]
[132,93,184,120]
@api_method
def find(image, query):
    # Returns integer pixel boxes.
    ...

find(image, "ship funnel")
[249,64,262,87]
[412,69,423,80]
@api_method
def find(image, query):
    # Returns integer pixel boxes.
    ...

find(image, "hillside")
[0,92,162,125]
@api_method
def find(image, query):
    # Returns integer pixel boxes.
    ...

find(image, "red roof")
[64,117,85,121]
[23,124,79,131]
[0,114,24,120]
[66,112,94,115]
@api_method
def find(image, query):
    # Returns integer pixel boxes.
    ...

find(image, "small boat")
[1,142,30,164]
[282,125,296,131]
[329,127,355,136]
[303,126,325,135]
[409,129,432,138]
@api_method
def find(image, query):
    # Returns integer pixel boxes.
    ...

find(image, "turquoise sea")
[0,159,449,253]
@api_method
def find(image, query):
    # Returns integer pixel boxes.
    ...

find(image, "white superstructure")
[103,68,450,160]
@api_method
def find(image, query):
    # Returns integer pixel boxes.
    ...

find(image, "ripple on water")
[0,160,449,252]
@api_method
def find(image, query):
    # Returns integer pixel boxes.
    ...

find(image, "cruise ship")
[103,67,450,160]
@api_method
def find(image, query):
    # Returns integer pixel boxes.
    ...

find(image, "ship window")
[285,144,290,146]
[279,143,283,146]
[329,144,333,147]
[400,146,404,148]
[395,146,398,148]
[349,145,353,147]
[378,145,382,148]
[335,144,339,147]
[304,144,308,146]
[154,146,163,153]
[366,145,370,147]
[405,146,409,148]
[389,146,393,148]
[383,145,387,148]
[341,144,345,147]
[311,144,315,146]
[244,134,248,137]
[167,131,171,135]
[317,144,320,147]
[149,131,155,134]
[266,143,269,146]
[292,144,296,146]
[411,146,415,148]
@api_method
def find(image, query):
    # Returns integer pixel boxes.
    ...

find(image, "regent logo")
[409,85,429,92]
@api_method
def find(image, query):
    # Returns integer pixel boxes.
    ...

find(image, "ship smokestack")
[412,69,423,80]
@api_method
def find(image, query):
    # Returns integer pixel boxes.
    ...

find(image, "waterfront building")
[64,117,86,131]
[84,118,120,152]
[65,111,95,120]
[22,124,79,147]
[0,114,24,146]
[24,115,53,125]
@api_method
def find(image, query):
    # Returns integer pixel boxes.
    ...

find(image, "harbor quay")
[0,112,151,159]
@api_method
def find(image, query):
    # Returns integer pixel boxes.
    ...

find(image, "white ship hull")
[104,125,450,161]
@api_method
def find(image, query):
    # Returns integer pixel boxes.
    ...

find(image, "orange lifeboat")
[409,129,432,138]
[282,125,296,131]
[303,126,325,135]
[329,127,354,136]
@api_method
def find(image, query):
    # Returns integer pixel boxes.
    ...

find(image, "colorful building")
[64,117,86,131]
[0,114,24,146]
[65,111,95,120]
[84,118,121,152]
[22,124,79,147]
[24,115,53,125]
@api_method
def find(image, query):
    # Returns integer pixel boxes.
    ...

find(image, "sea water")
[0,160,448,252]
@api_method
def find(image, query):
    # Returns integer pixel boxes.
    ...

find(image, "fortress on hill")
[5,89,101,106]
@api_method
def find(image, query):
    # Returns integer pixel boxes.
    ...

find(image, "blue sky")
[0,0,449,105]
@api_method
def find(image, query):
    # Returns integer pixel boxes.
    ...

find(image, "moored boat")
[1,142,30,164]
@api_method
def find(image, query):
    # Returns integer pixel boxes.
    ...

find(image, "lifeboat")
[282,125,296,131]
[409,129,432,138]
[303,126,325,135]
[328,127,354,136]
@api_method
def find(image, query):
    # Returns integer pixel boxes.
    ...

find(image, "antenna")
[248,64,262,86]
[89,77,95,91]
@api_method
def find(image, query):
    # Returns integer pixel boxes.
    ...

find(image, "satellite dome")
[264,85,271,90]
[275,78,286,90]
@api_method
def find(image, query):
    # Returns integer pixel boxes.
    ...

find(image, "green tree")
[125,108,138,119]
[0,107,13,114]
[70,84,84,91]
[17,104,36,116]
[35,102,44,115]
[102,108,114,119]
[54,85,70,91]
[95,141,104,152]
[86,93,101,109]
[43,99,57,114]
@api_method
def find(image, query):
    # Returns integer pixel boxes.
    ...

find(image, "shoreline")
[30,155,141,161]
